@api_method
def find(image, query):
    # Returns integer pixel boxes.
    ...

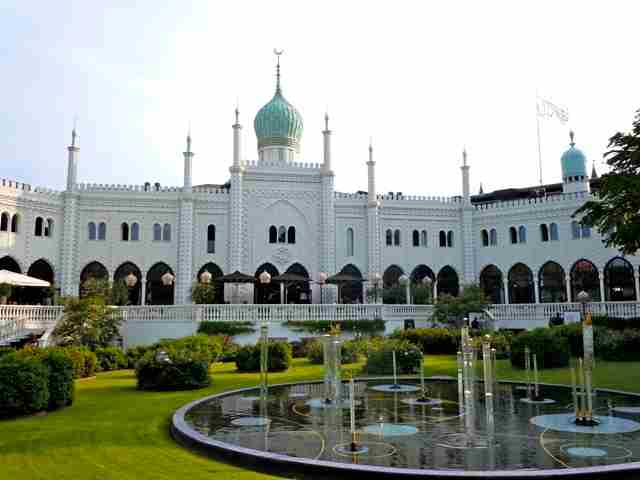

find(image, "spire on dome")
[591,161,598,179]
[462,147,468,166]
[479,182,484,194]
[324,111,329,131]
[70,116,78,147]
[569,130,575,147]
[273,48,283,94]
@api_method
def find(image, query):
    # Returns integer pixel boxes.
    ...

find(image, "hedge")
[125,345,153,369]
[197,321,255,336]
[363,339,423,375]
[596,328,640,361]
[510,328,570,368]
[155,335,222,365]
[390,328,459,354]
[136,351,210,391]
[283,319,385,334]
[62,346,97,378]
[40,349,75,410]
[95,347,128,372]
[306,338,363,365]
[592,315,640,331]
[0,354,49,417]
[235,341,292,372]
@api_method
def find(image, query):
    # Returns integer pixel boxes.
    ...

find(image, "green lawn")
[1,356,640,480]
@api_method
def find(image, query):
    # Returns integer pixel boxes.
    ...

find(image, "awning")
[325,273,364,284]
[215,270,257,283]
[0,270,51,287]
[271,273,310,283]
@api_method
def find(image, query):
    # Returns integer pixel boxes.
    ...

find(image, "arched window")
[420,230,428,247]
[570,259,600,302]
[439,230,446,247]
[550,223,559,241]
[509,227,517,244]
[571,221,581,239]
[10,214,19,233]
[207,225,216,253]
[278,226,286,243]
[287,226,296,244]
[153,223,162,241]
[394,229,401,246]
[581,224,591,238]
[79,261,109,297]
[481,229,489,247]
[98,222,107,240]
[447,230,453,247]
[518,225,527,244]
[131,222,140,241]
[538,261,567,303]
[540,224,549,242]
[508,263,534,303]
[604,257,636,301]
[88,222,97,240]
[45,218,53,237]
[121,222,129,241]
[437,266,459,297]
[480,265,503,303]
[146,262,175,305]
[114,262,142,305]
[490,228,497,245]
[34,217,43,236]
[413,230,420,247]
[162,223,171,242]
[0,213,8,231]
[386,229,393,246]
[269,226,277,244]
[346,228,354,257]
[383,265,404,289]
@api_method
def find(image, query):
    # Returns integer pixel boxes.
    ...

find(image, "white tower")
[60,128,80,295]
[176,133,195,304]
[320,113,336,289]
[366,140,381,288]
[460,148,475,286]
[229,108,244,272]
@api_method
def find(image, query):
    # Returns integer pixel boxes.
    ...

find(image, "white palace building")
[1,60,639,343]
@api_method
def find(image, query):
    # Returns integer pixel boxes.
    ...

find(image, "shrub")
[283,319,385,334]
[592,315,640,331]
[0,347,14,359]
[0,354,49,417]
[235,341,292,372]
[40,349,74,410]
[391,328,459,354]
[470,332,512,359]
[364,339,423,375]
[197,321,255,336]
[596,329,640,361]
[510,328,570,368]
[136,350,210,391]
[156,334,223,365]
[551,323,585,358]
[219,338,240,362]
[95,347,128,372]
[306,338,363,365]
[125,345,153,369]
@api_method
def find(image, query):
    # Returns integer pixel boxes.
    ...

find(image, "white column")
[322,113,331,173]
[533,278,540,303]
[61,130,80,296]
[635,273,640,301]
[280,283,285,305]
[229,111,244,272]
[176,199,194,304]
[320,123,336,276]
[599,273,605,303]
[565,274,572,302]
[503,279,510,304]
[183,134,193,192]
[366,142,381,281]
[460,149,470,203]
[433,280,438,302]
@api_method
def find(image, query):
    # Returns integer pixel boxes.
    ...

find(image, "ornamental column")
[503,278,510,304]
[60,128,80,296]
[565,274,572,302]
[229,108,244,272]
[533,278,540,304]
[176,133,195,304]
[599,273,605,303]
[320,114,336,280]
[460,149,475,284]
[366,141,381,281]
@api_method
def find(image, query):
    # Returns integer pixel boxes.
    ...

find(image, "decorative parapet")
[334,192,461,205]
[0,178,62,199]
[242,160,322,170]
[192,186,231,195]
[76,183,182,193]
[474,191,593,212]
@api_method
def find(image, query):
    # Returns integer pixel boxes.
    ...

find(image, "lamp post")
[199,270,212,284]
[399,274,410,305]
[318,272,327,304]
[259,271,271,304]
[369,272,381,304]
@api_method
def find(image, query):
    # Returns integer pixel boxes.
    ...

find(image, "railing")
[0,306,63,344]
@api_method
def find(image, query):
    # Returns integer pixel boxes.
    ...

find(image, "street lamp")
[259,271,271,304]
[161,272,175,286]
[318,272,327,304]
[399,274,410,304]
[200,270,212,284]
[369,272,381,304]
[125,272,138,288]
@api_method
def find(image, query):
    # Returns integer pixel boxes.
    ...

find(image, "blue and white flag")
[536,97,569,124]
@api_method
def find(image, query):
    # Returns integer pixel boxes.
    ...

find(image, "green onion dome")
[561,131,587,179]
[254,75,303,152]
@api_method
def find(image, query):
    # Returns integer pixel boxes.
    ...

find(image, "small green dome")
[561,132,586,179]
[254,85,303,151]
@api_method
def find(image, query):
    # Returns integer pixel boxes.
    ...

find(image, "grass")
[1,356,640,480]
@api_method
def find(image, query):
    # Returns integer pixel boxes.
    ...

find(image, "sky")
[1,1,639,197]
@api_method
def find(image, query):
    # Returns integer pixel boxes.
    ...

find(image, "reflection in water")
[184,380,640,472]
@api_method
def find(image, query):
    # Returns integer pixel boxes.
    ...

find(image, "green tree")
[432,284,488,327]
[191,282,216,304]
[575,109,640,254]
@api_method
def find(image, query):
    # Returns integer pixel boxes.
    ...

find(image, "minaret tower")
[366,140,381,292]
[176,132,195,304]
[460,148,475,286]
[561,131,589,194]
[229,107,244,272]
[320,113,336,295]
[60,127,80,295]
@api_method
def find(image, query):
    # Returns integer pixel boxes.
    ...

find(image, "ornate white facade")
[1,65,638,307]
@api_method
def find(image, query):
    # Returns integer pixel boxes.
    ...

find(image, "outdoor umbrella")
[0,270,51,287]
[214,270,257,283]
[325,273,363,284]
[271,273,309,283]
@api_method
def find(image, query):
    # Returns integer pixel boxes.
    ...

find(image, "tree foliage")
[190,281,216,304]
[432,284,488,326]
[575,109,640,254]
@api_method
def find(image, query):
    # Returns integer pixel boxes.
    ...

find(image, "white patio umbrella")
[0,270,51,287]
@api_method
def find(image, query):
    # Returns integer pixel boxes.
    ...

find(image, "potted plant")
[0,283,13,304]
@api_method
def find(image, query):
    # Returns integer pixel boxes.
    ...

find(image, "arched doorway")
[337,264,363,304]
[79,261,109,298]
[255,263,280,304]
[538,261,567,303]
[437,266,460,297]
[570,259,600,302]
[382,265,404,304]
[284,263,311,304]
[24,259,54,304]
[480,265,503,304]
[410,265,435,304]
[197,262,224,303]
[0,255,21,273]
[508,263,534,303]
[604,257,636,301]
[114,262,142,305]
[145,262,175,305]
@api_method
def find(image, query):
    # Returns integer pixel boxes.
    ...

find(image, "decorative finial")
[273,48,283,94]
[479,182,484,194]
[591,160,598,180]
[462,147,468,166]
[369,137,373,152]
[186,121,192,152]
[324,111,329,131]
[569,130,575,147]
[234,106,239,125]
[71,116,78,147]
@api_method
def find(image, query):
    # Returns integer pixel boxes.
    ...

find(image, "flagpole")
[535,95,543,186]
